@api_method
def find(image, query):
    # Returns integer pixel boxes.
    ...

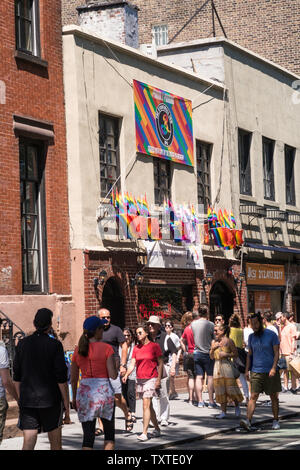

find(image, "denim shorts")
[193,351,214,377]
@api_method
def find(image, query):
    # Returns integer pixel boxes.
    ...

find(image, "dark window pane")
[99,114,121,198]
[285,145,296,206]
[196,141,211,211]
[15,0,40,56]
[154,158,171,205]
[19,139,46,292]
[238,129,252,196]
[263,138,275,200]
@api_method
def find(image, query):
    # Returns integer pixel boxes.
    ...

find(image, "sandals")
[131,414,136,423]
[125,418,134,432]
[95,428,104,436]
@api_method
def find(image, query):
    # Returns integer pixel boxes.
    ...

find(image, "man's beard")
[253,324,264,336]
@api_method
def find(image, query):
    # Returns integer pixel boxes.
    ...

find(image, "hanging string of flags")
[206,206,244,249]
[109,190,244,248]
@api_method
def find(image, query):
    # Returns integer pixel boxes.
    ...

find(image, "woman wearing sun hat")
[71,316,118,450]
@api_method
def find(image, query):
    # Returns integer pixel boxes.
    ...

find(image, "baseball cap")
[147,315,161,325]
[83,315,108,332]
[34,308,53,331]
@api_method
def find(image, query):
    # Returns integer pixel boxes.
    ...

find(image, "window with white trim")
[15,0,41,56]
[152,25,168,46]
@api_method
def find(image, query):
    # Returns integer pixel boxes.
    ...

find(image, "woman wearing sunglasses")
[120,328,137,430]
[122,324,163,442]
[164,321,181,400]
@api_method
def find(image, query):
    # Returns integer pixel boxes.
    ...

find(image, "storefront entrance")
[138,285,194,332]
[101,277,125,329]
[292,284,300,323]
[209,281,234,323]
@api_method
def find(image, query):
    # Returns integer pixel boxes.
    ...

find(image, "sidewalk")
[1,391,299,450]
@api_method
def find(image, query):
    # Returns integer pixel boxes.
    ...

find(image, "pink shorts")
[136,378,159,399]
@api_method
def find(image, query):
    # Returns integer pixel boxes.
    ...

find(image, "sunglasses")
[136,331,144,336]
[165,324,172,328]
[101,316,111,319]
[215,319,222,322]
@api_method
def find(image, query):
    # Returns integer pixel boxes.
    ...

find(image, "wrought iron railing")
[0,310,26,374]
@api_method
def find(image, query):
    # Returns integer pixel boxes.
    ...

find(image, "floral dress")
[213,345,244,405]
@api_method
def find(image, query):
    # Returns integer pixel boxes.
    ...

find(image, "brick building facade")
[0,0,75,348]
[62,0,300,76]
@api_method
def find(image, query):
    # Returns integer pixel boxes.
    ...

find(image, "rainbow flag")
[223,209,232,228]
[218,209,225,228]
[234,229,244,246]
[133,80,194,167]
[230,211,237,228]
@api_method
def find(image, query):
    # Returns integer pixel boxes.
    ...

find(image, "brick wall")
[83,250,248,326]
[62,0,300,75]
[0,0,71,295]
[135,0,300,76]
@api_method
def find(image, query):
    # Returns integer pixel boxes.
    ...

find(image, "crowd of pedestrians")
[0,304,299,449]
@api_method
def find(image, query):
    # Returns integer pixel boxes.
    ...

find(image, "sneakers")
[137,433,148,441]
[197,401,206,408]
[215,412,226,419]
[160,420,169,426]
[272,420,280,430]
[281,387,288,393]
[169,393,178,400]
[240,418,252,431]
[151,429,161,437]
[207,402,218,409]
[290,388,298,395]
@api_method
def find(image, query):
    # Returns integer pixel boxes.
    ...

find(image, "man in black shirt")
[147,315,177,426]
[13,308,69,450]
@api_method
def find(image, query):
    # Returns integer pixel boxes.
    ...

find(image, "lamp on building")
[202,272,213,288]
[235,271,245,295]
[94,270,107,289]
[130,271,144,287]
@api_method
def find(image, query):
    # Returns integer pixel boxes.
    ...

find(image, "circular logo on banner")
[155,103,174,147]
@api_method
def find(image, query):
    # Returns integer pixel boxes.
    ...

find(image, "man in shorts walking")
[13,308,70,450]
[0,321,19,444]
[240,312,281,431]
[98,308,131,430]
[192,306,216,408]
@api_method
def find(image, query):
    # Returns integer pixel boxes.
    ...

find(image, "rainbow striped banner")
[133,80,194,167]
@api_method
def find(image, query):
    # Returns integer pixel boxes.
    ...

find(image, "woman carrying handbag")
[210,324,243,419]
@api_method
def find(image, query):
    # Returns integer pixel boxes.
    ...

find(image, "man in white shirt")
[0,330,19,444]
[263,311,279,336]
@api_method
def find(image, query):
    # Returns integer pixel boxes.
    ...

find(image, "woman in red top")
[180,312,196,405]
[71,316,117,450]
[122,324,163,442]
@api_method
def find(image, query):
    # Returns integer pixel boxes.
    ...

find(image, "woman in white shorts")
[122,324,164,441]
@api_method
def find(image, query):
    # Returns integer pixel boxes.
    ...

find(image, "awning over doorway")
[245,242,300,255]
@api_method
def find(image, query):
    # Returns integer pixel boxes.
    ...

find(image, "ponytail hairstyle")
[78,330,95,357]
[77,315,107,357]
[219,324,230,338]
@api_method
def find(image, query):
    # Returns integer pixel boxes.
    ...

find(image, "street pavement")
[1,390,300,451]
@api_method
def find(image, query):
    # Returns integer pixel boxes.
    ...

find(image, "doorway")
[101,277,125,329]
[292,284,300,323]
[209,280,234,323]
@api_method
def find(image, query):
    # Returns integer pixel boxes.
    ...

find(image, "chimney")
[77,1,139,49]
